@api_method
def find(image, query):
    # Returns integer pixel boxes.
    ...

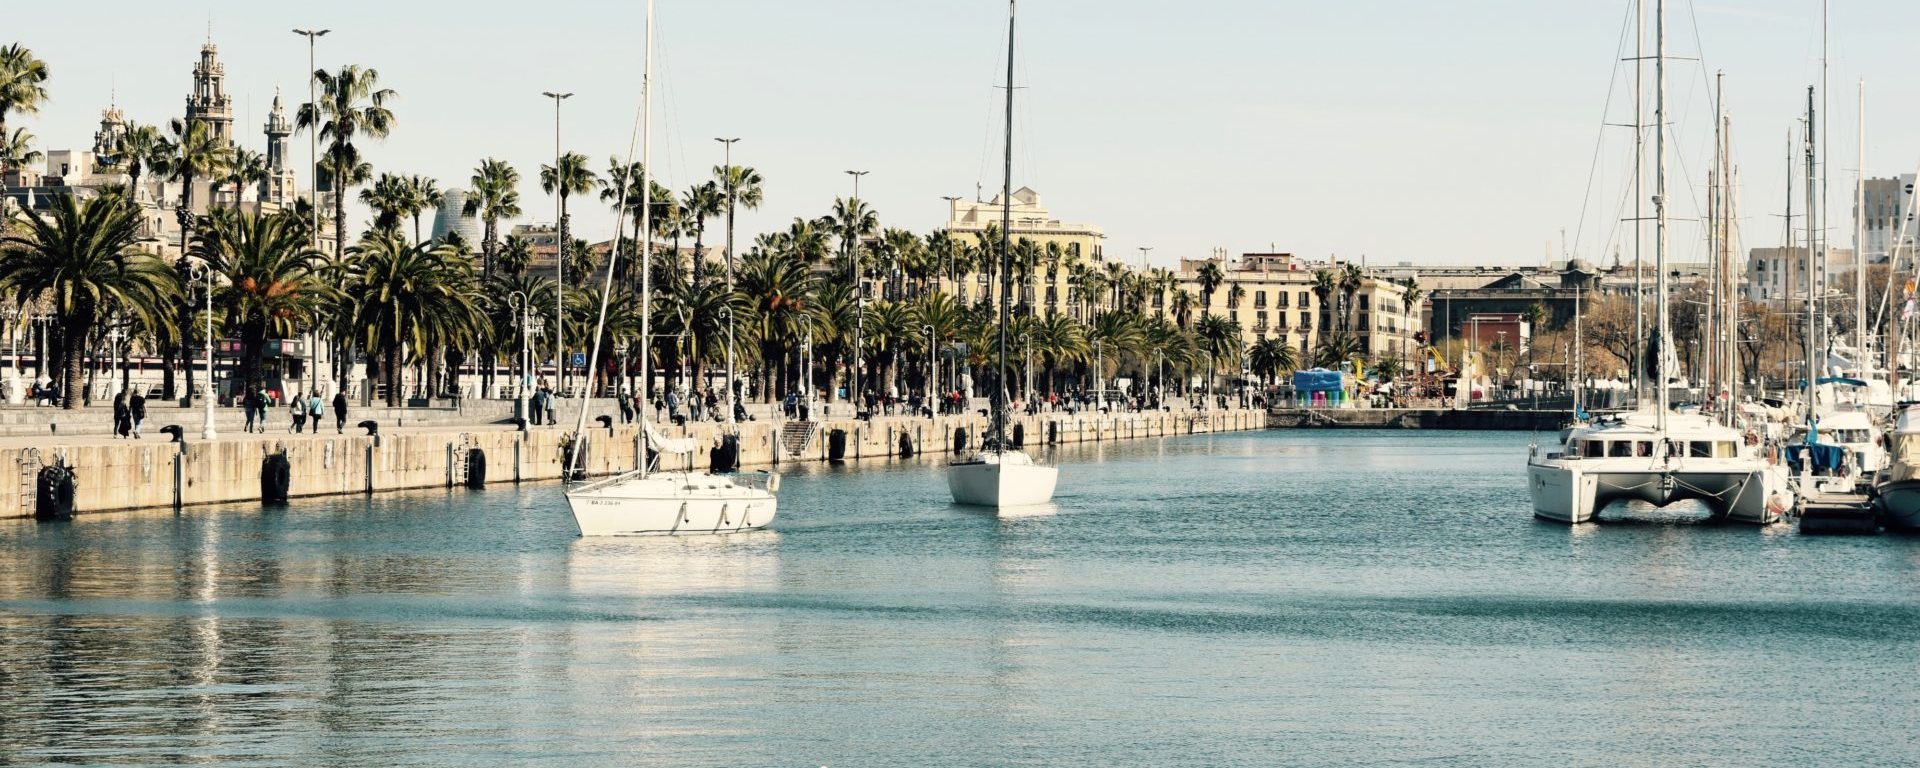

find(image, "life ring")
[1765,494,1788,518]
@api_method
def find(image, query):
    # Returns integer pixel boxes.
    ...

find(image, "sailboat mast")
[1821,0,1831,360]
[1632,0,1646,407]
[1805,89,1818,415]
[1708,71,1722,413]
[992,0,1016,445]
[1855,80,1866,362]
[565,0,651,480]
[638,0,655,478]
[1653,0,1669,430]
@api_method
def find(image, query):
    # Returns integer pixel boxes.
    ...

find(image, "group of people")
[237,386,351,434]
[110,391,148,438]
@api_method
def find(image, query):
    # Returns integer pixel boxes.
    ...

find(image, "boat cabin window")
[1634,441,1652,457]
[1582,440,1605,458]
[1689,441,1712,458]
[1715,441,1736,458]
[1608,441,1634,458]
[1830,429,1870,444]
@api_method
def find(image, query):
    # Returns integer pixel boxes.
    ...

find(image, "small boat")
[948,443,1057,508]
[560,0,779,536]
[566,426,778,536]
[944,0,1058,509]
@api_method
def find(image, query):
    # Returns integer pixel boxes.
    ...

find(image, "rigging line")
[1869,159,1920,334]
[566,32,650,478]
[1568,0,1638,263]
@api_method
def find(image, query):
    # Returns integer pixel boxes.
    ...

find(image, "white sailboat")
[947,0,1058,508]
[564,0,777,536]
[1526,0,1792,524]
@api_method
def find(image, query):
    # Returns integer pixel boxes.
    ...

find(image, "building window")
[1255,310,1267,329]
[1069,243,1081,258]
[1359,295,1370,310]
[1255,290,1267,308]
[1277,292,1289,308]
[1299,311,1311,329]
[1046,286,1057,303]
[1229,310,1238,324]
[1298,291,1310,307]
[1275,313,1287,329]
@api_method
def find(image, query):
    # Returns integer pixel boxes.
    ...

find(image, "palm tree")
[109,122,168,208]
[341,230,484,406]
[191,209,328,389]
[498,234,534,279]
[1247,337,1297,386]
[404,174,441,245]
[224,147,268,209]
[737,244,818,399]
[1195,313,1242,394]
[1311,269,1336,331]
[463,158,521,278]
[357,173,411,235]
[0,126,42,195]
[1197,259,1225,313]
[1315,330,1362,369]
[713,164,763,278]
[1026,311,1085,395]
[0,44,50,149]
[1339,263,1363,332]
[166,117,231,252]
[831,196,879,277]
[680,181,723,282]
[298,64,397,259]
[540,151,596,264]
[0,193,179,408]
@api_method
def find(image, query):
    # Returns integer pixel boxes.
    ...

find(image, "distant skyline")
[11,0,1920,268]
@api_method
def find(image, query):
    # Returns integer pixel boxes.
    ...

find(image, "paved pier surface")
[4,406,1265,518]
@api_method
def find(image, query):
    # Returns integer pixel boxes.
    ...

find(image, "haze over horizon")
[13,0,1919,269]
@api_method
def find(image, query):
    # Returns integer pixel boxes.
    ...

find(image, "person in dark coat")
[332,391,349,434]
[112,392,131,438]
[129,392,147,438]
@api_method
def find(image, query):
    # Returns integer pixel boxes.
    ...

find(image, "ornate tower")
[185,42,234,144]
[260,90,296,206]
[91,104,128,168]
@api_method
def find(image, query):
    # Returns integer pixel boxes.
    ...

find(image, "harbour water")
[3,430,1917,767]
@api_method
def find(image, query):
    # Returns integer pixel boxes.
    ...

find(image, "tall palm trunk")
[59,319,87,410]
[385,341,402,408]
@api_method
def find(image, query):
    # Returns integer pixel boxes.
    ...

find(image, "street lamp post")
[1022,333,1033,408]
[508,291,529,431]
[4,307,18,404]
[845,170,868,411]
[1094,339,1103,410]
[940,195,963,299]
[292,27,329,395]
[719,305,735,424]
[923,323,936,416]
[189,264,217,440]
[543,90,572,395]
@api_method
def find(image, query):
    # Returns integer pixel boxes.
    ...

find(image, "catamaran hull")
[1875,481,1920,531]
[567,489,777,536]
[948,460,1059,507]
[1528,462,1790,524]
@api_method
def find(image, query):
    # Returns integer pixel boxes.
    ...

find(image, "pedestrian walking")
[542,385,557,426]
[333,391,349,434]
[308,392,324,432]
[129,391,146,439]
[291,395,307,433]
[112,392,131,438]
[618,385,635,424]
[243,388,262,433]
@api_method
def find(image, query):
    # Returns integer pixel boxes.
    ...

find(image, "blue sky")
[11,0,1917,266]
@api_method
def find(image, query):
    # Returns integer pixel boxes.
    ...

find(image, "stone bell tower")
[185,42,234,144]
[260,91,296,207]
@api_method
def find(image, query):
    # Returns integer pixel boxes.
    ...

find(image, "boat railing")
[730,470,781,494]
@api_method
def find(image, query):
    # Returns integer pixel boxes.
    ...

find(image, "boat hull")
[1528,461,1790,524]
[566,473,777,536]
[1876,481,1920,531]
[947,456,1059,507]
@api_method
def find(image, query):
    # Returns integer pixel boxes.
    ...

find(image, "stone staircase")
[778,420,818,458]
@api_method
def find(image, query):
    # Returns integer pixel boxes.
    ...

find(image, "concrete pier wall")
[1266,408,1571,430]
[4,408,1266,518]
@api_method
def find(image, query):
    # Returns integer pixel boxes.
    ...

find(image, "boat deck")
[1799,490,1881,535]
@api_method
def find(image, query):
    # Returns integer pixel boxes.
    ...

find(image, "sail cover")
[644,423,698,454]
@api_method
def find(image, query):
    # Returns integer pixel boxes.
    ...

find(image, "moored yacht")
[1874,406,1920,531]
[1528,408,1793,524]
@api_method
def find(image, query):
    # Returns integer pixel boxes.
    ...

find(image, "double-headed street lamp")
[188,263,217,440]
[543,90,572,392]
[716,137,742,286]
[292,27,329,393]
[718,305,736,424]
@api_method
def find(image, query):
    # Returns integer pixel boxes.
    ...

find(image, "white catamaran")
[1527,0,1792,524]
[564,0,778,535]
[946,0,1058,508]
